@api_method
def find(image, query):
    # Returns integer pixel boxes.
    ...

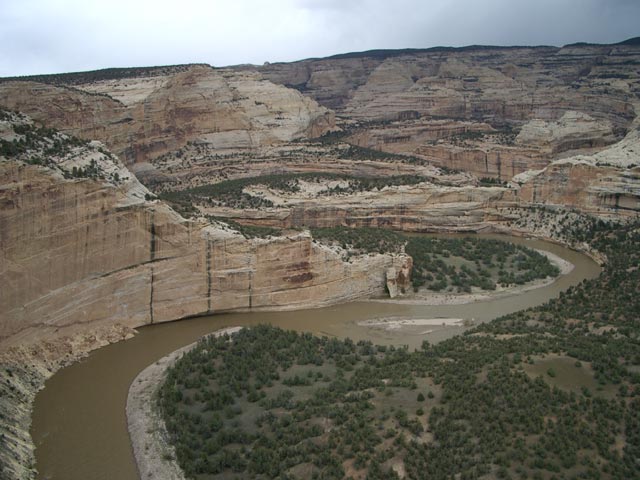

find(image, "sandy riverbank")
[358,317,465,334]
[371,248,574,307]
[126,327,242,480]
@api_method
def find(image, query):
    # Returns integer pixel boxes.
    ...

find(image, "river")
[31,235,601,480]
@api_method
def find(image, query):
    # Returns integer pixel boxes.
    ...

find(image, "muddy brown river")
[31,235,601,480]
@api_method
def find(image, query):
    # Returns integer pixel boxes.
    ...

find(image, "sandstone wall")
[252,43,640,180]
[254,44,638,131]
[515,161,640,215]
[0,162,408,348]
[414,144,548,180]
[199,184,515,232]
[0,66,334,167]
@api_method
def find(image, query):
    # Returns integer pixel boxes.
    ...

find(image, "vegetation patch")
[406,236,560,292]
[311,227,560,293]
[155,220,640,480]
[310,227,405,255]
[158,325,438,479]
[0,117,87,162]
[0,64,200,85]
[159,173,433,212]
[211,217,282,239]
[0,110,123,183]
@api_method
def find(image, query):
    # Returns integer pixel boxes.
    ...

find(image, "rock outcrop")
[512,110,640,215]
[1,39,639,480]
[247,42,640,177]
[0,145,408,480]
[514,160,640,216]
[0,66,334,166]
[255,44,638,129]
[198,180,514,232]
[385,257,412,298]
[0,161,408,347]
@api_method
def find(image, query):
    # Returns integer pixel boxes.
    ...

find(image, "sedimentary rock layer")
[248,42,639,177]
[199,181,514,232]
[0,162,409,347]
[254,43,639,129]
[0,66,334,166]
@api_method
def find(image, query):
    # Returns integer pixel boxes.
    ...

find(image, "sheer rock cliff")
[0,65,334,166]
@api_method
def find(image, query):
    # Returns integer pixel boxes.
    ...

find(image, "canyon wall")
[249,41,640,178]
[254,43,639,128]
[200,183,514,232]
[0,39,639,479]
[0,66,334,166]
[0,161,409,349]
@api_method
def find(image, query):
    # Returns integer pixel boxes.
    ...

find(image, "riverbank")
[370,248,574,307]
[0,324,136,480]
[126,327,242,480]
[0,232,598,480]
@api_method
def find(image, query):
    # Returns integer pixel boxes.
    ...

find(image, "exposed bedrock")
[254,44,639,130]
[249,43,639,178]
[347,112,620,180]
[515,161,640,215]
[0,66,334,167]
[199,183,515,232]
[0,162,410,349]
[513,118,640,215]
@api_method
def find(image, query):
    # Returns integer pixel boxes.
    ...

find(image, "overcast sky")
[1,0,638,77]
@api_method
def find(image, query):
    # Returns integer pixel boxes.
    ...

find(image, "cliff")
[254,43,638,128]
[0,65,335,166]
[197,180,513,232]
[0,162,410,347]
[1,39,639,479]
[513,118,640,215]
[248,42,640,178]
[0,165,415,476]
[0,117,410,478]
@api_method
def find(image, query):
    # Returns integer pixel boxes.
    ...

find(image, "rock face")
[0,161,409,347]
[255,44,638,128]
[514,111,616,152]
[385,257,413,298]
[198,180,514,232]
[248,42,640,178]
[515,160,640,214]
[0,66,334,166]
[513,130,640,216]
[0,40,639,480]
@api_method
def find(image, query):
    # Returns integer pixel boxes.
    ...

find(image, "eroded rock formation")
[0,66,334,166]
[198,180,514,232]
[249,42,640,178]
[0,160,409,347]
[0,134,409,479]
[0,38,639,480]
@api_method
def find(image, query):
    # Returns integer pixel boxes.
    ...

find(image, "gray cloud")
[0,0,638,76]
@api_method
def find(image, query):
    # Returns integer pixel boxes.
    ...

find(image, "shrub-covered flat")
[159,325,439,479]
[311,227,561,293]
[159,173,433,213]
[158,220,640,480]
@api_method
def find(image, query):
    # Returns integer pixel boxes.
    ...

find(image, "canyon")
[0,38,639,480]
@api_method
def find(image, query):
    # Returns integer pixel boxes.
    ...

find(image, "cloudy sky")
[1,0,638,77]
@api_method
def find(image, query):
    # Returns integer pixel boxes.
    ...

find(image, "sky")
[1,0,638,77]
